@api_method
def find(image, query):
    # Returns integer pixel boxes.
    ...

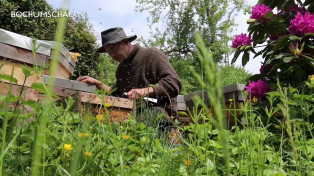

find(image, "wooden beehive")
[0,29,134,122]
[41,75,135,122]
[174,84,246,129]
[0,28,76,88]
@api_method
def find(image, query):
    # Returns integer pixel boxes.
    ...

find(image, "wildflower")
[275,125,280,129]
[96,114,104,120]
[184,159,191,166]
[250,4,272,22]
[228,99,233,102]
[252,97,258,103]
[78,133,89,138]
[245,79,271,99]
[123,134,130,140]
[232,33,252,48]
[84,152,92,157]
[63,144,73,151]
[309,75,314,82]
[104,103,112,108]
[289,12,314,36]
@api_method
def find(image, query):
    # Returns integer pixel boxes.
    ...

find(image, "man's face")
[104,42,127,62]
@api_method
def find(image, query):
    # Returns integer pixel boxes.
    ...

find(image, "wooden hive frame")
[174,84,246,129]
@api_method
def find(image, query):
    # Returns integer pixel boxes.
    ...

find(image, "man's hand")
[76,76,101,86]
[127,87,154,100]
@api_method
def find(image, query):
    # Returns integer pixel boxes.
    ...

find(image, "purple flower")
[259,64,273,75]
[232,33,252,48]
[269,32,286,41]
[289,12,314,36]
[251,4,273,22]
[245,79,271,99]
[290,5,306,14]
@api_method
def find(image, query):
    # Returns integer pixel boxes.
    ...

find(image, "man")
[77,27,182,125]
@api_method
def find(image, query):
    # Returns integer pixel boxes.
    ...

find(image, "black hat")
[97,27,137,53]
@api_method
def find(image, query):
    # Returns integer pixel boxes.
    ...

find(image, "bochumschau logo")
[11,11,84,18]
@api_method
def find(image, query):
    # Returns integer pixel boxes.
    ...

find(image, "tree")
[136,0,248,63]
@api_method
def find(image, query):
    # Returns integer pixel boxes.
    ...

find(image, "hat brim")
[97,35,137,53]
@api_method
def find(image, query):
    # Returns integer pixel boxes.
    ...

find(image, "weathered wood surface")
[0,59,42,87]
[173,84,246,128]
[0,42,48,66]
[79,92,134,109]
[0,82,135,122]
[42,75,97,93]
[0,32,75,79]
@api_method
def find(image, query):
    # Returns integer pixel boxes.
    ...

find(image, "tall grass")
[30,1,69,175]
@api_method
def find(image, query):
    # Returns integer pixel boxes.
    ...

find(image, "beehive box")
[78,92,135,123]
[0,28,76,88]
[175,84,246,128]
[0,29,133,122]
[41,75,135,123]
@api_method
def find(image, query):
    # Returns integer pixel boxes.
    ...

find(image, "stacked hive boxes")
[0,28,134,122]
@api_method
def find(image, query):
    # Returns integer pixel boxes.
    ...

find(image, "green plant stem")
[30,2,69,175]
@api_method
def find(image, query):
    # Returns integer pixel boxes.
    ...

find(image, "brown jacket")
[111,44,182,114]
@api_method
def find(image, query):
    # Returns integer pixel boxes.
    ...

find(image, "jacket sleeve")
[147,48,182,100]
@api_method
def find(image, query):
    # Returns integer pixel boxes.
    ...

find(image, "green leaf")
[242,51,250,66]
[283,57,294,63]
[307,45,314,49]
[31,82,58,98]
[7,94,19,103]
[304,0,312,6]
[263,11,273,19]
[0,74,18,83]
[289,35,302,41]
[22,100,38,108]
[273,35,290,50]
[231,50,241,64]
[247,18,258,23]
[22,65,32,77]
[31,82,47,94]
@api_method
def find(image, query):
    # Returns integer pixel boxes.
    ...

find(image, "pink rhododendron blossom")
[289,12,314,36]
[245,79,271,99]
[251,4,272,22]
[232,33,252,48]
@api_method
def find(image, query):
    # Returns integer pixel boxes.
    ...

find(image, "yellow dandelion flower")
[63,144,73,151]
[123,134,130,140]
[309,75,314,81]
[252,97,258,103]
[184,159,191,166]
[104,103,112,108]
[275,125,280,129]
[96,114,104,120]
[78,133,89,138]
[229,99,233,102]
[84,152,92,157]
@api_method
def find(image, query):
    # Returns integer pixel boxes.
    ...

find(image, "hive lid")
[0,28,51,56]
[42,75,97,93]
